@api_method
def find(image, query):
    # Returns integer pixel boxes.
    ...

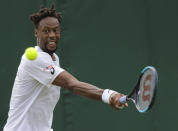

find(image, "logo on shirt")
[42,65,55,75]
[50,67,55,74]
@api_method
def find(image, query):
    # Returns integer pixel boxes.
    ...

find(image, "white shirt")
[3,46,64,131]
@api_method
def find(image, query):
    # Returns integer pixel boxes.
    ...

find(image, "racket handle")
[119,96,127,104]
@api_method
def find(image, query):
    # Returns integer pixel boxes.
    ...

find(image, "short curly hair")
[30,5,62,29]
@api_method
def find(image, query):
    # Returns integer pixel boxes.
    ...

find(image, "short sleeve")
[22,52,64,87]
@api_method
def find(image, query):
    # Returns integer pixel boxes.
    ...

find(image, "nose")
[49,31,55,38]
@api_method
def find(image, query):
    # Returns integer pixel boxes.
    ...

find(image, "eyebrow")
[43,26,60,28]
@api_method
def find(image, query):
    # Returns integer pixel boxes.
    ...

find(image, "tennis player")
[3,5,128,131]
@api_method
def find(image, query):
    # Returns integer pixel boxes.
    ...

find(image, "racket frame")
[120,66,158,113]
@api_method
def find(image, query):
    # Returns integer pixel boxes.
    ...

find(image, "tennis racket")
[119,66,158,113]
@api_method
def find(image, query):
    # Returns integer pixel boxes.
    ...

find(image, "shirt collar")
[35,46,43,52]
[35,46,57,61]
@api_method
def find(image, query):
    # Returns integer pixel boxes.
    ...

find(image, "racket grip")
[119,96,127,104]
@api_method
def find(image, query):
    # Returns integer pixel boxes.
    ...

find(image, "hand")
[109,92,128,109]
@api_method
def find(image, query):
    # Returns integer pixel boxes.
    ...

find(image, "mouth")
[48,41,56,45]
[46,41,57,50]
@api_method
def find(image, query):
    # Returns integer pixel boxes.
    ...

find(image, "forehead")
[38,17,60,28]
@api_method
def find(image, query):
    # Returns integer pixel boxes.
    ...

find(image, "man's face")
[35,17,60,54]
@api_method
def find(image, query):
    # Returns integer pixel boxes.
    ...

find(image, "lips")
[48,41,56,45]
[47,41,56,48]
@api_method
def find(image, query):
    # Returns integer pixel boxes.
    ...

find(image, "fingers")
[124,103,128,107]
[116,102,128,109]
[109,92,128,110]
[118,102,128,109]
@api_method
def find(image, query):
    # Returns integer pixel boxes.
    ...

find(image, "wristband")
[102,89,116,104]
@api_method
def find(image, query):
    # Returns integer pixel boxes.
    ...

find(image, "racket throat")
[127,97,136,104]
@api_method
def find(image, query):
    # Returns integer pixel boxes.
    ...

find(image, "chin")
[47,48,57,54]
[44,44,57,54]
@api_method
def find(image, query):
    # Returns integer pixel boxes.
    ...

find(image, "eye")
[54,28,60,33]
[43,29,49,33]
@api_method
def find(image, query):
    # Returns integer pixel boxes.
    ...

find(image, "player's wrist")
[102,89,116,104]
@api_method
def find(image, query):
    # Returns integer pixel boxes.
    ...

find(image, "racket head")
[133,66,158,113]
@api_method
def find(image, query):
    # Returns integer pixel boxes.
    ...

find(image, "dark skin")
[35,16,128,109]
[35,17,60,60]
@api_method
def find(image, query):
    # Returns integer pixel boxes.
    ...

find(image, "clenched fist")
[109,92,128,109]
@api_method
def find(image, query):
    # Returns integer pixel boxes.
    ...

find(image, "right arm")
[52,71,104,101]
[23,52,127,109]
[52,71,128,109]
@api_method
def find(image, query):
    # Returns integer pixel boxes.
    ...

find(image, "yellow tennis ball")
[25,47,38,60]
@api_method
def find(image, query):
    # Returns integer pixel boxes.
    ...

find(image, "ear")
[34,29,38,37]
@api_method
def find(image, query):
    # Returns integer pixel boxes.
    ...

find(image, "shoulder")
[22,52,53,67]
[54,53,59,60]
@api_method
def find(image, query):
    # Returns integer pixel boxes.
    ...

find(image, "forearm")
[52,71,103,101]
[69,81,104,101]
[52,71,128,109]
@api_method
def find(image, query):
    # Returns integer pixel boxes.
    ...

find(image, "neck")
[36,44,56,61]
[50,53,56,61]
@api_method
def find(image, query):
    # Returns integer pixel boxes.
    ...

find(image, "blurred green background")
[1,0,178,131]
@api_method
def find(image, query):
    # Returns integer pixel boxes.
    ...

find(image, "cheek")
[40,35,48,42]
[56,34,60,40]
